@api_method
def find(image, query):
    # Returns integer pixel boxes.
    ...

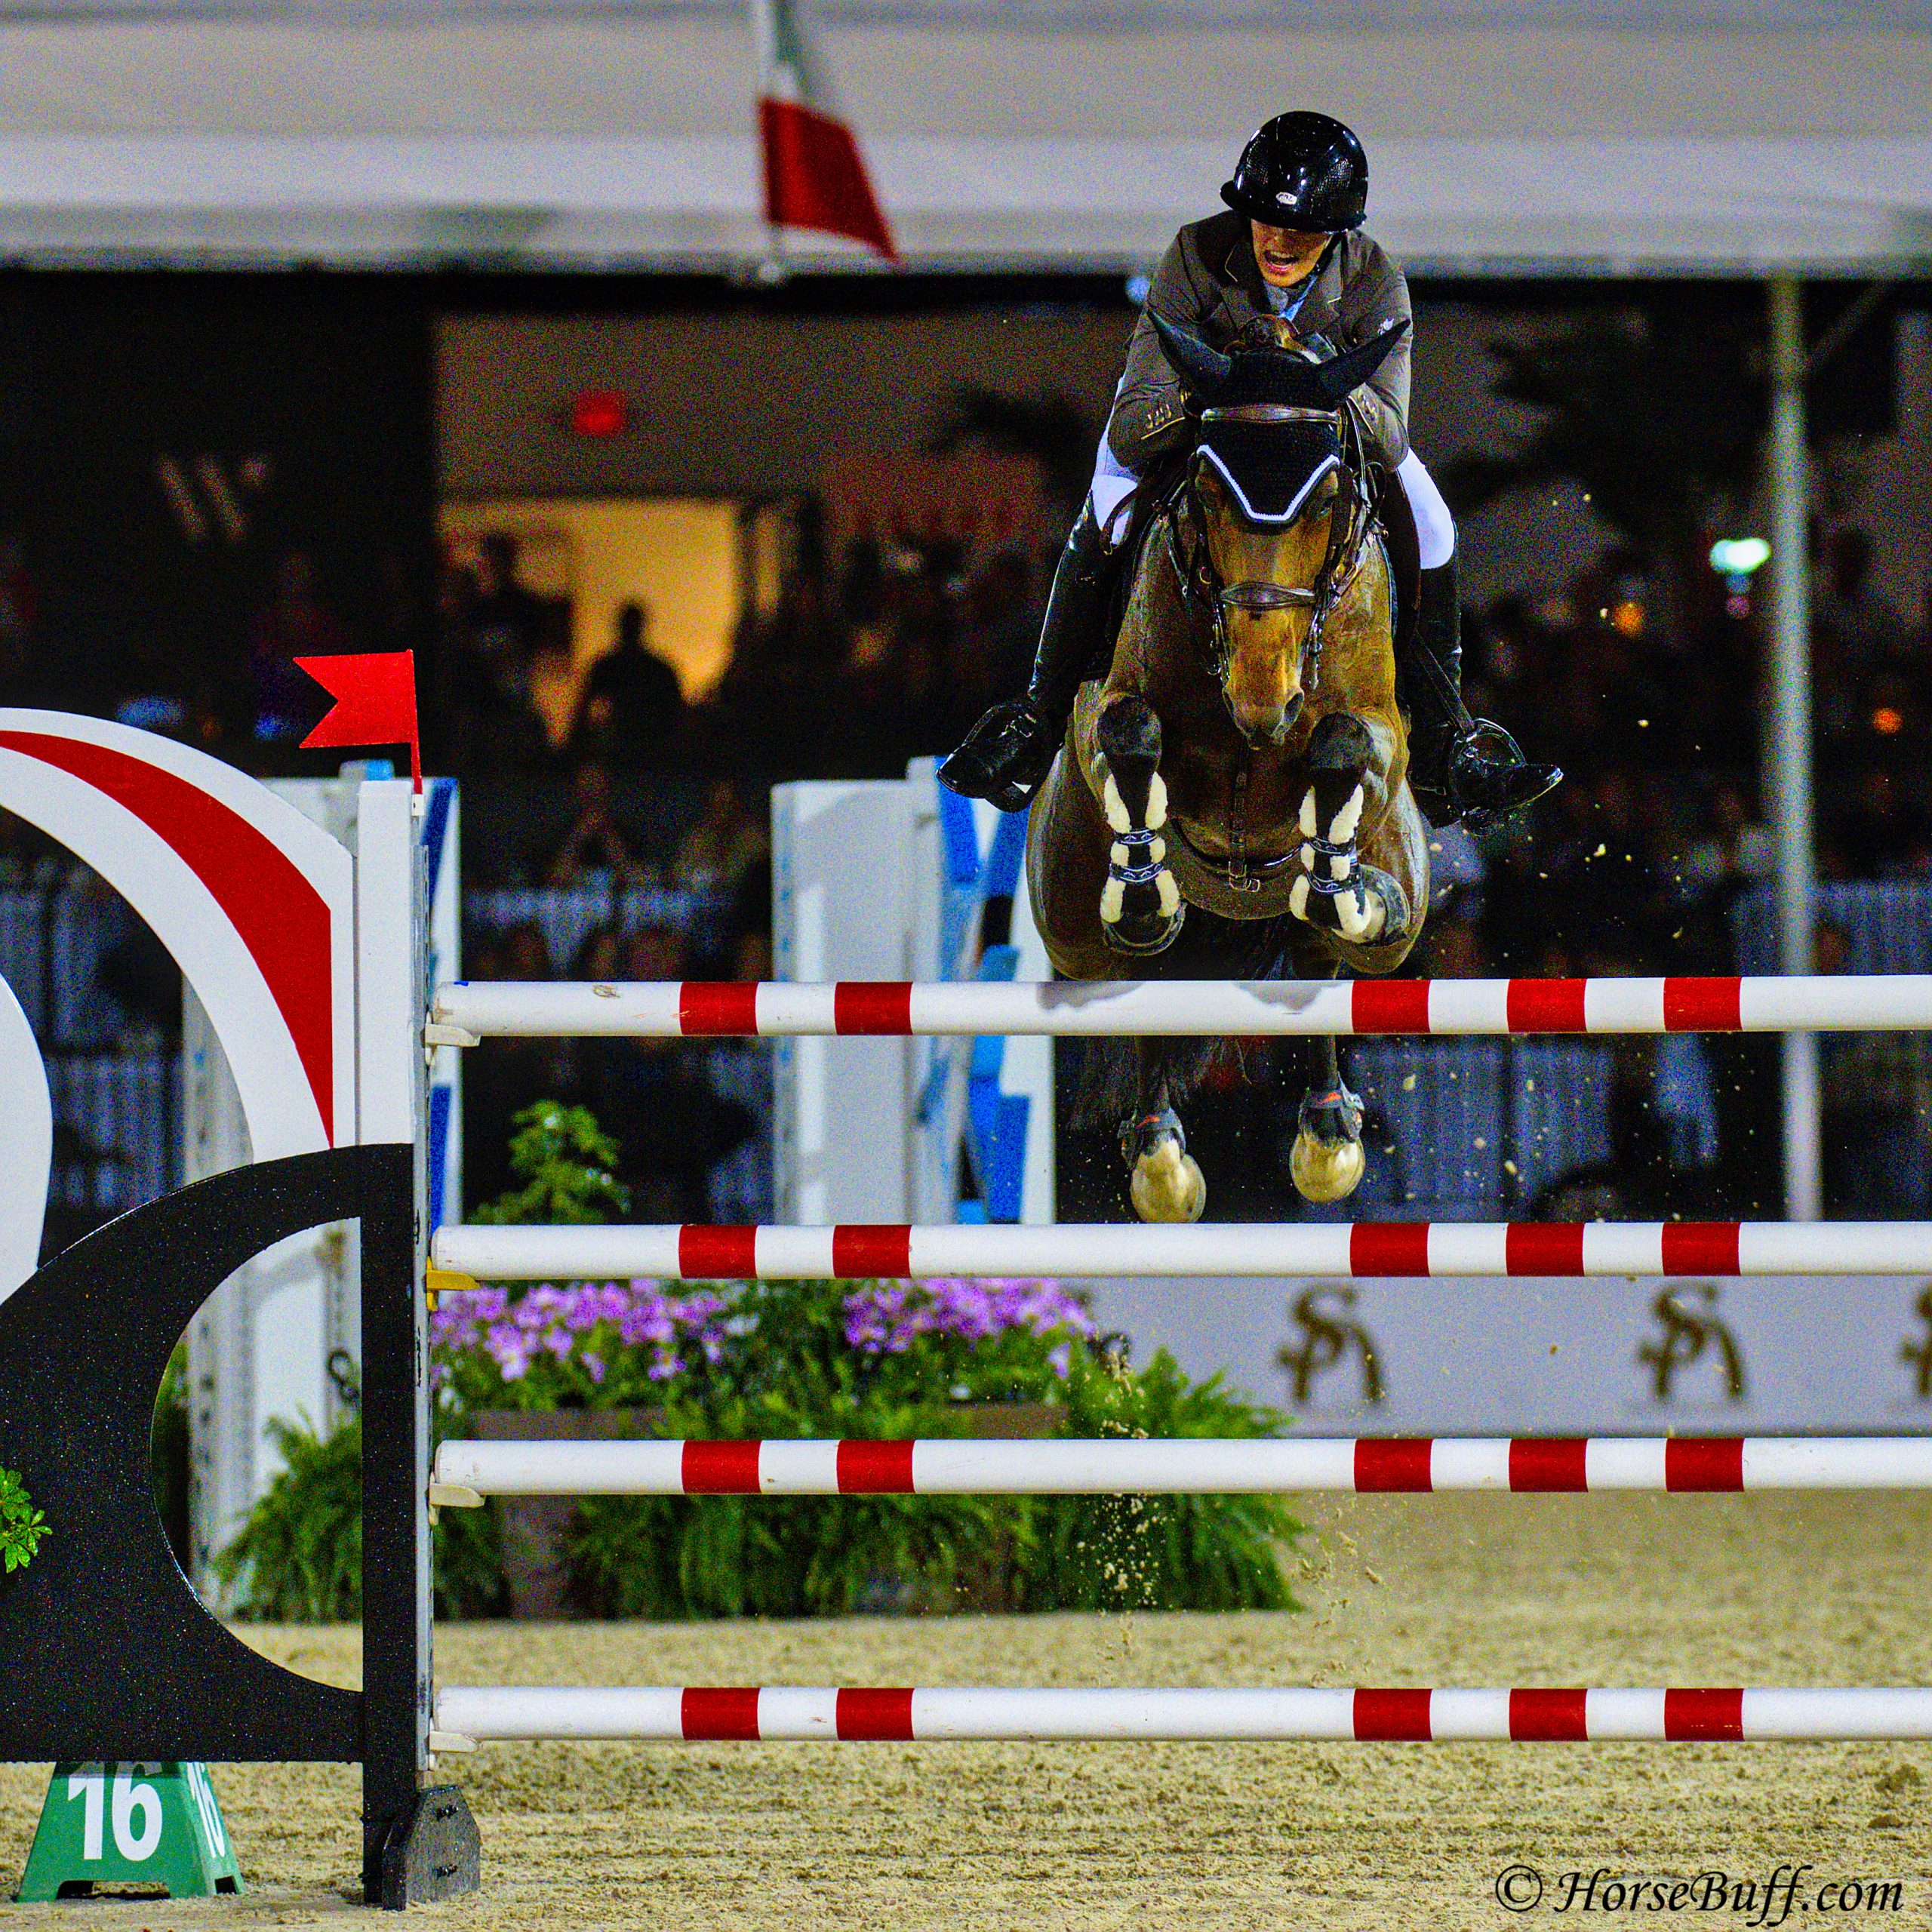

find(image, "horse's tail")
[1066,908,1299,1131]
[1068,1035,1228,1133]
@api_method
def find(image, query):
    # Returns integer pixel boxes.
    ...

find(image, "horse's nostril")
[1281,692,1306,727]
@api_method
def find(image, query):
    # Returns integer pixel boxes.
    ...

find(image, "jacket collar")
[1221,229,1345,339]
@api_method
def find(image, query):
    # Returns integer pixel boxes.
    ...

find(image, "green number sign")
[14,1761,242,1900]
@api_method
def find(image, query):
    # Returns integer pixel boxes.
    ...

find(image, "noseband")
[1164,401,1377,701]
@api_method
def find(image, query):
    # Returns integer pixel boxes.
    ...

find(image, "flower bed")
[217,1106,1303,1622]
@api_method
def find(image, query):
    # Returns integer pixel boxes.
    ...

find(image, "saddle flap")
[1369,457,1422,663]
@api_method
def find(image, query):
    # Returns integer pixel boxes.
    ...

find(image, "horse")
[1025,315,1430,1223]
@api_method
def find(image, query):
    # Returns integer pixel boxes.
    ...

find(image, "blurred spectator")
[568,922,624,983]
[447,536,555,774]
[571,601,684,764]
[472,534,547,663]
[1816,529,1908,665]
[0,531,41,698]
[248,549,349,741]
[953,548,1039,717]
[1814,531,1911,747]
[1420,894,1487,977]
[462,921,577,1214]
[1817,916,1932,1215]
[673,779,768,893]
[498,920,554,983]
[1681,786,1773,900]
[1834,771,1931,878]
[546,761,648,889]
[571,923,755,1220]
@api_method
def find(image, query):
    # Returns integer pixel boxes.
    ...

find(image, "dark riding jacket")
[1108,211,1414,475]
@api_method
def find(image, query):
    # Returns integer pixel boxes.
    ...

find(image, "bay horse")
[1026,315,1429,1222]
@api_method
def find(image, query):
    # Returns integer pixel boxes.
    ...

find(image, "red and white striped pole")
[430,974,1932,1041]
[433,1684,1932,1744]
[430,1435,1932,1499]
[430,1218,1932,1282]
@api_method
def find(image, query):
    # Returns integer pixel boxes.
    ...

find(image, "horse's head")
[1152,312,1408,746]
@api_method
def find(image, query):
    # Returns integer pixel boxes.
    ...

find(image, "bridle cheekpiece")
[1168,399,1377,701]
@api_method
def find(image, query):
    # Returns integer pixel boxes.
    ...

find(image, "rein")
[1162,403,1377,703]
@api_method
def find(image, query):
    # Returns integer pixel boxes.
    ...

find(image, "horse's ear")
[1315,319,1411,404]
[1149,311,1233,401]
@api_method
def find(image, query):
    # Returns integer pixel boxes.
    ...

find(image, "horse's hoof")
[1102,892,1185,955]
[1131,1141,1208,1223]
[1291,1129,1365,1203]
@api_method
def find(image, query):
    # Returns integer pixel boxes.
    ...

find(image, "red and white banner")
[753,0,896,261]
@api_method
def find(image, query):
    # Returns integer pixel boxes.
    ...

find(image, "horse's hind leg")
[1289,713,1412,948]
[1096,694,1184,955]
[1291,1027,1367,1204]
[1121,1059,1208,1224]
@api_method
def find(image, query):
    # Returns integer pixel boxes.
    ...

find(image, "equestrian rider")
[940,110,1561,828]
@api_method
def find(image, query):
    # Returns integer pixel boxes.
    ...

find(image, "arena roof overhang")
[0,1,1926,272]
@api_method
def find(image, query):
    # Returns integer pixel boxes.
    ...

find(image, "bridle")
[1163,399,1377,703]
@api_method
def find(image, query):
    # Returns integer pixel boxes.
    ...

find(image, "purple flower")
[841,1277,1091,1366]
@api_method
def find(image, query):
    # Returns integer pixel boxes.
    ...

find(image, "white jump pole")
[432,1684,1932,1744]
[430,1218,1932,1282]
[430,1434,1932,1499]
[430,974,1932,1041]
[1767,275,1822,1223]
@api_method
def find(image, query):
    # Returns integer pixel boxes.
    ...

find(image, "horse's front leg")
[1288,712,1412,948]
[1095,693,1184,955]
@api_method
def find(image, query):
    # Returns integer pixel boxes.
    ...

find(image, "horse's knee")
[1308,710,1374,777]
[1098,691,1162,769]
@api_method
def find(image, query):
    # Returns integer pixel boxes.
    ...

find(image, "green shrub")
[152,1345,192,1569]
[215,1415,363,1620]
[0,1464,49,1574]
[470,1103,629,1228]
[214,1413,508,1623]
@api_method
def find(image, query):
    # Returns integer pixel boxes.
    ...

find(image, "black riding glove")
[938,699,1060,814]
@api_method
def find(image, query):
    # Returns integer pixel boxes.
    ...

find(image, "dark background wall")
[0,272,437,729]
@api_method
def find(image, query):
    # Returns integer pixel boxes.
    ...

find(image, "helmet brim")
[1220,180,1350,231]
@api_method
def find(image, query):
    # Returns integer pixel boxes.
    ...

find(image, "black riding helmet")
[1221,112,1368,232]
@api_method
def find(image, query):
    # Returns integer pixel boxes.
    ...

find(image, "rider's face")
[1251,222,1330,288]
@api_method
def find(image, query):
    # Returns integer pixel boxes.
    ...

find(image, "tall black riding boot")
[940,502,1114,813]
[1405,551,1561,829]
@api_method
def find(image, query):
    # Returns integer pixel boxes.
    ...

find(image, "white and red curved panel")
[0,710,355,1158]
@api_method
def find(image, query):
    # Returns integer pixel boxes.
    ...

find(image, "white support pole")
[1768,275,1820,1223]
[355,777,434,1783]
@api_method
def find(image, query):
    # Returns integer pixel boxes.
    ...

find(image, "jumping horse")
[1026,315,1430,1222]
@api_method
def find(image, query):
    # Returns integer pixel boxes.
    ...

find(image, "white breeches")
[1088,435,1140,549]
[1396,450,1456,570]
[1088,431,1457,570]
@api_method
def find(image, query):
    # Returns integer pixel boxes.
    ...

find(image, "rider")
[940,110,1561,828]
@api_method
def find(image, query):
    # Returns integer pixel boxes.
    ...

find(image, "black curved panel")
[0,1146,410,1763]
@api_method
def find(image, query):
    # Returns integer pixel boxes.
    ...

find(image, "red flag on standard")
[755,0,897,262]
[297,650,422,791]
